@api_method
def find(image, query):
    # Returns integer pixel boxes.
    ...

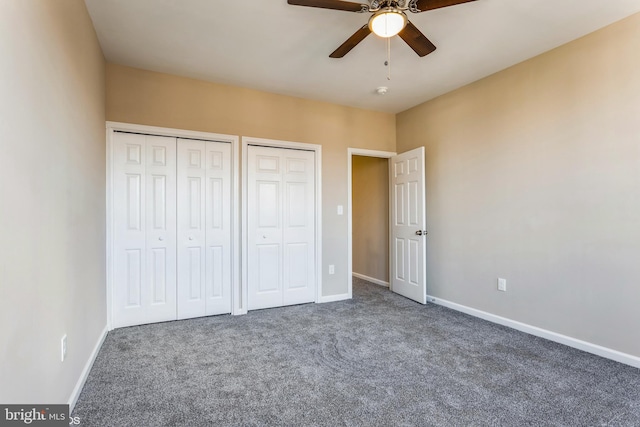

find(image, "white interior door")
[247,145,316,310]
[113,132,177,327]
[177,139,232,319]
[390,146,427,304]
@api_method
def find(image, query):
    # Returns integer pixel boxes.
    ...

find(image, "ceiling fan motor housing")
[369,0,410,12]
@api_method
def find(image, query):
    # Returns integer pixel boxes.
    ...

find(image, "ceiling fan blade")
[398,21,436,57]
[329,25,372,58]
[287,0,368,12]
[414,0,477,12]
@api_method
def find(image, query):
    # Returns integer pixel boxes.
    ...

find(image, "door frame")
[241,136,323,314]
[347,148,396,298]
[105,121,240,330]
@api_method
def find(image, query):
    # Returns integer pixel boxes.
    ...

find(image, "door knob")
[189,236,194,241]
[158,236,164,241]
[415,230,427,236]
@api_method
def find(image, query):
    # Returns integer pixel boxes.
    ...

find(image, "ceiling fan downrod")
[386,37,392,80]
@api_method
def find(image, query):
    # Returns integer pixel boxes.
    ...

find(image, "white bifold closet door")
[113,132,177,328]
[112,132,232,328]
[177,139,232,319]
[247,145,316,310]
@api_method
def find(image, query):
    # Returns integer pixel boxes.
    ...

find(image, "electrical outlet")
[61,335,67,362]
[497,278,507,292]
[329,265,335,275]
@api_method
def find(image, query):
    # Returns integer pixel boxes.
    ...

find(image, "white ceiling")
[85,0,640,113]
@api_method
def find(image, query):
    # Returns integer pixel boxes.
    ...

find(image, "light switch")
[337,205,343,215]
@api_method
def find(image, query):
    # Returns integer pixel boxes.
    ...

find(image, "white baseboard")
[428,296,640,369]
[352,272,389,288]
[68,326,108,412]
[318,293,351,303]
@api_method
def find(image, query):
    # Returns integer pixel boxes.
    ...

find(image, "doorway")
[351,155,390,286]
[348,147,427,303]
[347,148,396,297]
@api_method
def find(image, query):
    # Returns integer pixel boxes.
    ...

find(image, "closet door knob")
[189,236,194,241]
[158,236,164,241]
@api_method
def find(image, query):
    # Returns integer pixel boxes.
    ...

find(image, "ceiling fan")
[287,0,478,58]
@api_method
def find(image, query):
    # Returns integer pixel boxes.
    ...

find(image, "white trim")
[242,136,323,310]
[349,148,397,158]
[68,326,108,412]
[428,296,640,369]
[347,148,396,301]
[318,293,351,303]
[231,136,243,315]
[105,122,241,325]
[105,128,114,330]
[352,272,389,288]
[105,121,238,142]
[241,141,249,313]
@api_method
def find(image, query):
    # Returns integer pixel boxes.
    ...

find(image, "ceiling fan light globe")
[369,10,407,38]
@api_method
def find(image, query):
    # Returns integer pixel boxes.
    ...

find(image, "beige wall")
[106,64,396,296]
[397,14,640,357]
[0,0,106,403]
[352,156,389,283]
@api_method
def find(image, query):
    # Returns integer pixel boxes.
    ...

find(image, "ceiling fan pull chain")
[387,36,392,80]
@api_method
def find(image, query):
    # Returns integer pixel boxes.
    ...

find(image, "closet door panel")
[177,139,232,319]
[205,142,232,315]
[177,140,207,320]
[248,147,284,310]
[282,149,316,306]
[144,136,177,322]
[247,145,315,310]
[113,133,147,327]
[113,132,177,328]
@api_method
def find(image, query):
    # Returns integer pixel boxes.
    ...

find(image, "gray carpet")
[73,278,640,426]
